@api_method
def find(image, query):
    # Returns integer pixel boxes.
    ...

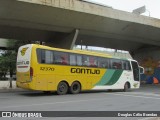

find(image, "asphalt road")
[0,85,160,120]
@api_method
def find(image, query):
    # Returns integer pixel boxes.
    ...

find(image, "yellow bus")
[16,44,143,95]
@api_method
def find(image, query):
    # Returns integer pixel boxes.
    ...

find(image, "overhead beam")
[48,29,79,49]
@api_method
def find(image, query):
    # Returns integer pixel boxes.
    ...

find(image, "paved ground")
[0,81,16,89]
[0,84,160,120]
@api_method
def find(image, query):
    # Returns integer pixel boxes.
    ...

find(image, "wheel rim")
[124,83,129,92]
[125,84,128,89]
[59,84,65,92]
[73,84,79,91]
[58,82,68,94]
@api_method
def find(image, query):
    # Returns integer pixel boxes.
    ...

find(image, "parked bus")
[16,44,143,95]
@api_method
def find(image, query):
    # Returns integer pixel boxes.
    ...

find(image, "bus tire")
[57,82,68,95]
[70,81,81,94]
[123,82,129,92]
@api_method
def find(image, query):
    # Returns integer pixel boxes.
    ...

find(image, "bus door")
[131,61,140,81]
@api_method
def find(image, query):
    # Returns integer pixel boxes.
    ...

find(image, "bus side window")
[36,49,42,63]
[89,56,97,67]
[54,51,69,65]
[98,57,109,68]
[127,61,131,70]
[70,54,76,66]
[111,59,122,69]
[83,55,89,66]
[41,49,45,63]
[122,61,125,70]
[77,55,82,66]
[45,50,53,64]
[54,51,61,64]
[36,49,53,64]
[122,60,131,70]
[61,54,68,65]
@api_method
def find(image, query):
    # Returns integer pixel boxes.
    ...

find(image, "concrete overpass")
[0,0,160,53]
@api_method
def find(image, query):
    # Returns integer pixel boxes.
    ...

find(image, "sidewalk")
[0,81,27,93]
[0,88,27,93]
[0,81,16,89]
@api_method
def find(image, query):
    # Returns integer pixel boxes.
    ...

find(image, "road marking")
[106,93,160,100]
[0,97,112,109]
[124,92,160,97]
[138,117,158,120]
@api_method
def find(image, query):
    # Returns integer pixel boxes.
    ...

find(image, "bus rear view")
[16,44,33,89]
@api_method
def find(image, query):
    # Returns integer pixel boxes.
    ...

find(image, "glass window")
[77,55,82,66]
[131,61,139,81]
[36,49,41,63]
[36,49,46,63]
[122,60,131,70]
[54,51,69,65]
[36,49,53,64]
[126,61,131,70]
[70,54,76,66]
[41,50,45,63]
[111,59,122,69]
[83,55,90,66]
[98,57,109,68]
[45,50,53,64]
[89,56,98,67]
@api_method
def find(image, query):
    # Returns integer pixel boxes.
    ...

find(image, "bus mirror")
[139,66,144,74]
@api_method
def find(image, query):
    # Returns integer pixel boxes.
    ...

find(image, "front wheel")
[57,82,68,95]
[70,82,81,94]
[123,82,129,92]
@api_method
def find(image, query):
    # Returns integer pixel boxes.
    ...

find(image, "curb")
[0,88,28,93]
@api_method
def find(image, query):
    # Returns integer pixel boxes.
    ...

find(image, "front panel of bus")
[131,60,140,88]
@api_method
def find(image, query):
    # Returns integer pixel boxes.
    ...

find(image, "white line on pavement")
[0,97,111,109]
[123,92,160,97]
[106,93,160,100]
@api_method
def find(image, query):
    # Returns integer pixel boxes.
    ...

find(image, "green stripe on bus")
[105,69,123,85]
[95,69,115,86]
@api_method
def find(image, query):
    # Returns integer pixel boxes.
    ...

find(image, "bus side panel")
[34,65,106,91]
[92,69,140,90]
[30,47,50,91]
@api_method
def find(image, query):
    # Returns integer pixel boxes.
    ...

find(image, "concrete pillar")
[61,29,79,50]
[132,47,160,83]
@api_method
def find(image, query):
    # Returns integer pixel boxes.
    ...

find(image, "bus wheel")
[123,82,129,92]
[57,82,68,95]
[70,82,81,94]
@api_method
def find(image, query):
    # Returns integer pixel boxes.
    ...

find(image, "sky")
[91,0,160,19]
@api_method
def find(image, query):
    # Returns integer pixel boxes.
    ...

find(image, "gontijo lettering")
[71,68,100,74]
